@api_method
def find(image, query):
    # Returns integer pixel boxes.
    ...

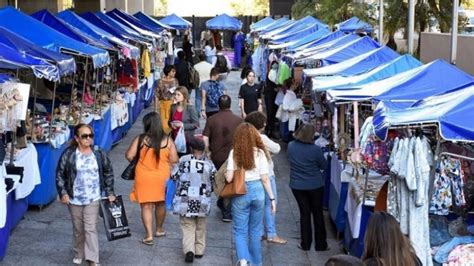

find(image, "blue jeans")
[194,87,201,114]
[231,180,265,265]
[264,176,277,238]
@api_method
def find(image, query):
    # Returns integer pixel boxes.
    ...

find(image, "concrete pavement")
[1,71,341,265]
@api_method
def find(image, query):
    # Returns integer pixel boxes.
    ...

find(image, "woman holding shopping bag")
[126,112,179,246]
[169,86,199,155]
[56,123,115,266]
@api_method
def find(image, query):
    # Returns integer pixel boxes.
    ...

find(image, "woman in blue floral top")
[171,137,216,263]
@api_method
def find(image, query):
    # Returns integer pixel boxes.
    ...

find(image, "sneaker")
[194,254,204,259]
[73,258,83,264]
[222,214,232,222]
[185,251,194,263]
[236,259,248,266]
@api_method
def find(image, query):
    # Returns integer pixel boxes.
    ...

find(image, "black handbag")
[121,134,144,181]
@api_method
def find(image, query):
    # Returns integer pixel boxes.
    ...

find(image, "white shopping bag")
[175,127,187,153]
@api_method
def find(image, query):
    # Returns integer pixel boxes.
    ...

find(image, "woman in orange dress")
[126,112,179,245]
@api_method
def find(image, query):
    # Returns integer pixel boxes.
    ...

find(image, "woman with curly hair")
[225,123,276,266]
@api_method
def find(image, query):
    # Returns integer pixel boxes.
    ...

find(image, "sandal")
[267,236,287,244]
[141,238,154,246]
[155,231,166,237]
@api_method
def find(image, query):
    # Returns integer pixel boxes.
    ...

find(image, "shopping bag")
[165,179,177,211]
[175,127,186,153]
[99,195,131,241]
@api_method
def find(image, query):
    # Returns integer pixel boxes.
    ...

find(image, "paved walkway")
[2,71,341,265]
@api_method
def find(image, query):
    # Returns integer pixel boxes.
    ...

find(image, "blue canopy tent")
[312,54,421,91]
[57,10,140,59]
[269,28,331,50]
[327,60,474,103]
[297,36,380,66]
[134,11,173,32]
[250,17,274,31]
[0,42,59,81]
[0,6,109,69]
[338,16,373,33]
[159,13,192,30]
[31,9,115,52]
[263,16,327,39]
[373,86,474,142]
[304,46,399,77]
[286,31,347,53]
[255,17,289,33]
[0,26,76,76]
[81,12,126,39]
[289,33,358,60]
[374,59,474,102]
[107,8,162,34]
[270,24,321,44]
[106,10,160,39]
[93,12,152,44]
[206,13,242,31]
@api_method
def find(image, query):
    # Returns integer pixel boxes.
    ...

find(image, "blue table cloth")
[343,205,373,258]
[329,182,348,233]
[29,142,68,206]
[0,192,28,261]
[93,108,112,152]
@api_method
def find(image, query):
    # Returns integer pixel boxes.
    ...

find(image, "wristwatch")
[270,198,275,201]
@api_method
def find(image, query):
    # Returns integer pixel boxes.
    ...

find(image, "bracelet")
[270,198,275,201]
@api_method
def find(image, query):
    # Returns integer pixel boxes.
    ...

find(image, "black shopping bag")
[99,195,131,241]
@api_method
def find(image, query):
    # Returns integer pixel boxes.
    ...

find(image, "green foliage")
[291,0,317,19]
[154,0,168,16]
[231,0,269,16]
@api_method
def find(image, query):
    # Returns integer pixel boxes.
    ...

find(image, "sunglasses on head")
[80,133,94,139]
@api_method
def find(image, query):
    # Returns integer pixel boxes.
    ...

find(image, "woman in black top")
[182,35,193,64]
[238,70,263,118]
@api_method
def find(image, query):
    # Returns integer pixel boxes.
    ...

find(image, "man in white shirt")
[211,45,232,82]
[193,54,213,114]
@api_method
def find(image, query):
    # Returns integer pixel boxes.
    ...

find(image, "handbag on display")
[121,134,144,180]
[99,195,131,241]
[220,168,246,198]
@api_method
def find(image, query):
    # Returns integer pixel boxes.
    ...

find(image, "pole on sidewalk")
[407,0,415,54]
[379,0,384,44]
[451,0,459,65]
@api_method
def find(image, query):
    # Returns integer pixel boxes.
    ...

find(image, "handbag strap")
[134,134,145,161]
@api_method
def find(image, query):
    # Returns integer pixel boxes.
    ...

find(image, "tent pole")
[31,78,38,138]
[353,101,359,149]
[49,81,57,145]
[450,0,459,65]
[407,0,415,54]
[99,65,106,116]
[79,57,89,124]
[92,68,99,116]
[68,71,77,124]
[379,0,384,44]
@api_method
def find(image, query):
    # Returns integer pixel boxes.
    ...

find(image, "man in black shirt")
[238,70,263,118]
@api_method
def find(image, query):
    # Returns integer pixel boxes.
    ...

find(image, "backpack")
[215,55,229,73]
[206,81,224,108]
[188,63,200,89]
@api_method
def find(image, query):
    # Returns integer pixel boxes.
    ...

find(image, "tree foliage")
[231,0,269,16]
[154,0,168,16]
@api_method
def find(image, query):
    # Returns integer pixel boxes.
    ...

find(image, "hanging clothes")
[430,157,466,215]
[141,48,151,78]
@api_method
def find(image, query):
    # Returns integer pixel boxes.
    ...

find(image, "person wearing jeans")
[287,123,328,251]
[226,123,276,265]
[244,111,286,244]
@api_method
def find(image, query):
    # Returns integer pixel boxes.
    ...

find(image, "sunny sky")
[167,0,235,16]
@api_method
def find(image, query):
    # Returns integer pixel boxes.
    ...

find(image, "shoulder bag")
[121,134,144,181]
[220,168,246,198]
